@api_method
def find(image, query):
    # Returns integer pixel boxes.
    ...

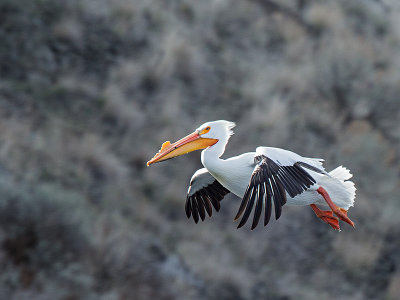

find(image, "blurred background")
[0,0,399,299]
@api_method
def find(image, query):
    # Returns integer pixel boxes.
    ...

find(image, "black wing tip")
[237,154,308,229]
[237,221,246,229]
[234,187,252,222]
[185,196,192,219]
[199,191,213,217]
[251,185,264,230]
[234,212,243,221]
[237,220,263,230]
[186,179,230,224]
[196,198,206,222]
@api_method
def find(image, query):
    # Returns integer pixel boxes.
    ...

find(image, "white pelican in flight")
[147,120,356,231]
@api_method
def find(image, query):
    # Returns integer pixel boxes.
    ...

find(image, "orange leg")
[310,204,340,230]
[317,187,355,228]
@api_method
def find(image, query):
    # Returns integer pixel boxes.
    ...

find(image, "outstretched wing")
[186,168,230,223]
[235,148,324,230]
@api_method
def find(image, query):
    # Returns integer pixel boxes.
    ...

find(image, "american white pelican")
[147,120,356,231]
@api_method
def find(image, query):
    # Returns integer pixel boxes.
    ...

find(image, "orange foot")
[317,187,355,228]
[310,204,340,230]
[337,207,355,228]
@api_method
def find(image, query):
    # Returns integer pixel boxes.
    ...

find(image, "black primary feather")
[186,179,229,223]
[236,155,316,229]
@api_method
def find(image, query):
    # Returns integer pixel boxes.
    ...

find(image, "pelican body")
[147,121,356,230]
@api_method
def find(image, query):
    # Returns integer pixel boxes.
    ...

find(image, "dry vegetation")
[0,0,399,299]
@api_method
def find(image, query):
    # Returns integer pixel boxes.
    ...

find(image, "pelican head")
[147,120,236,166]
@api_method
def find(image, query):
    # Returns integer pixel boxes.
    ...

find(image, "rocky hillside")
[0,0,399,299]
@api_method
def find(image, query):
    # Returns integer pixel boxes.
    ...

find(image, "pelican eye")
[199,126,211,135]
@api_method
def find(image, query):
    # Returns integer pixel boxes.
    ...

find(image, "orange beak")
[147,131,218,166]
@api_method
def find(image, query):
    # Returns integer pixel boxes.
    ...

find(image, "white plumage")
[148,120,356,230]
